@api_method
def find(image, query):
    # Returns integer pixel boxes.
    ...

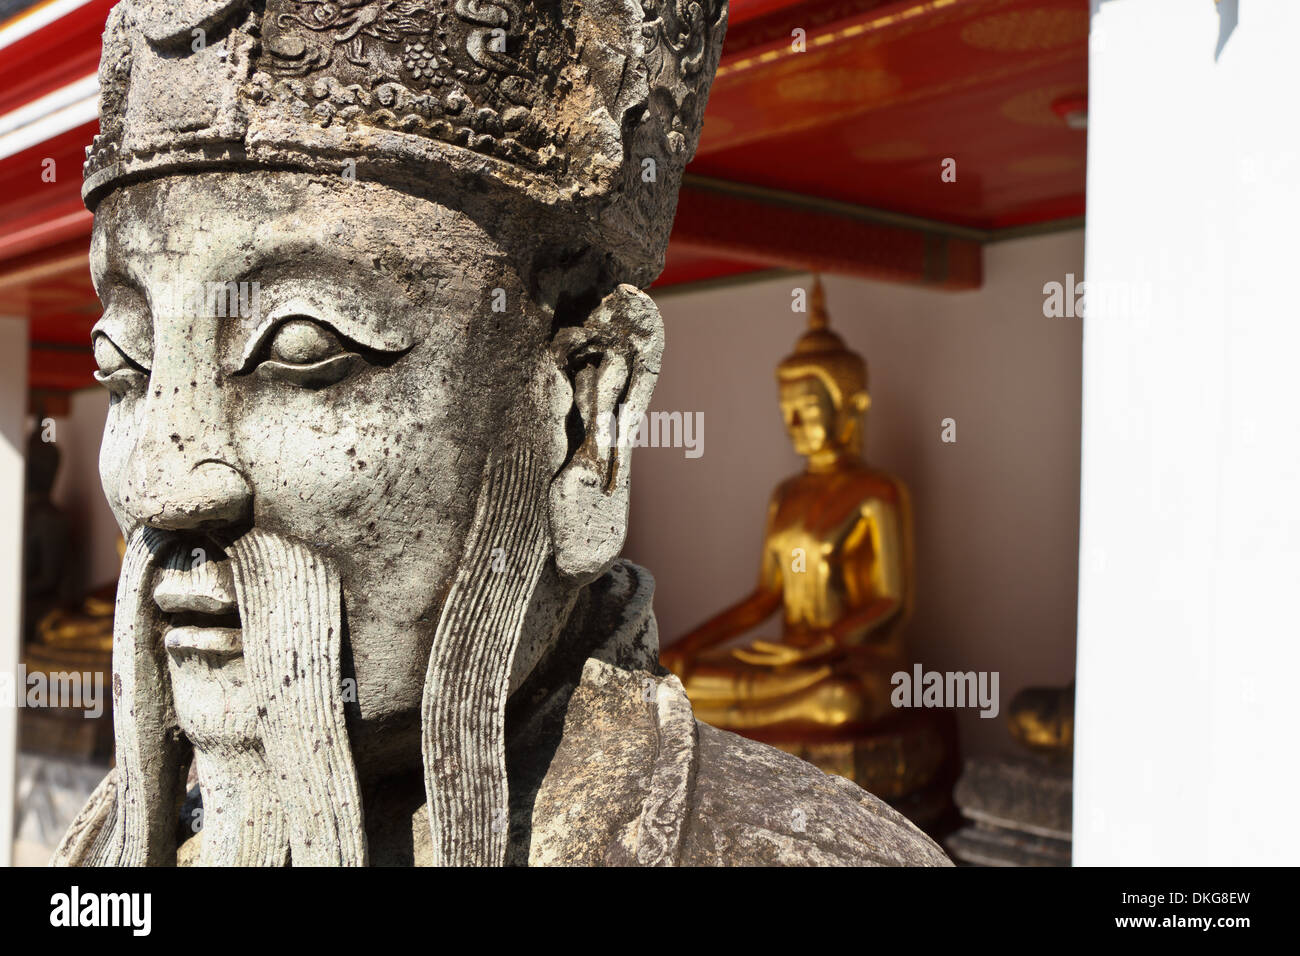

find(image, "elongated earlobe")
[838,391,870,447]
[549,284,664,582]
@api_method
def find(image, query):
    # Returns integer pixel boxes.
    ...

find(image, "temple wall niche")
[634,229,1085,756]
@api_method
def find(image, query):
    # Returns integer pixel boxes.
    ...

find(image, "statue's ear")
[837,391,870,446]
[548,284,664,583]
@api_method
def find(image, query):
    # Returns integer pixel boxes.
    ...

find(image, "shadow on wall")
[1092,0,1237,61]
[1215,0,1238,60]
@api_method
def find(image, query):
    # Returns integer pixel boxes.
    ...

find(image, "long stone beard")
[66,446,551,868]
[73,526,366,866]
[423,445,551,866]
[83,527,190,866]
[223,530,366,866]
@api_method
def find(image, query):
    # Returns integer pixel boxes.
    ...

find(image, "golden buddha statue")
[663,278,916,739]
[663,280,957,819]
[1007,681,1075,757]
[31,550,120,659]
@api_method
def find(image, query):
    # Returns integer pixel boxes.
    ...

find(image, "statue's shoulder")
[528,562,947,867]
[845,464,908,505]
[683,721,951,866]
[530,652,950,866]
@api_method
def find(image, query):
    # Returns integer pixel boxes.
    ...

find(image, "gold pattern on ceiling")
[700,114,735,139]
[960,9,1089,53]
[778,68,902,105]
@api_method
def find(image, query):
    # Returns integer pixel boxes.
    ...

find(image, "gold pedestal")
[19,643,115,761]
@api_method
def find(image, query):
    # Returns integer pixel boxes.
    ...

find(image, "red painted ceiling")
[659,0,1088,283]
[0,0,1089,387]
[700,0,1087,228]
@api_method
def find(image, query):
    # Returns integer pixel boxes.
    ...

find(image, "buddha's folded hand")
[730,635,840,668]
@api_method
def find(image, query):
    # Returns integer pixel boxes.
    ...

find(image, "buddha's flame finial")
[810,275,829,331]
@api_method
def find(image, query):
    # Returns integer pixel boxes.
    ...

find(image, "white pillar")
[0,316,27,867]
[1076,0,1300,864]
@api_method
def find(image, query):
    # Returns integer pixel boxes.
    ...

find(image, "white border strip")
[0,0,97,52]
[0,72,97,162]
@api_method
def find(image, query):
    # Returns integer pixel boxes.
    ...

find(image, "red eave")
[0,0,115,117]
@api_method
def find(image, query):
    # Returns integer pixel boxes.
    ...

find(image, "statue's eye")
[92,333,147,396]
[252,317,361,389]
[267,318,344,365]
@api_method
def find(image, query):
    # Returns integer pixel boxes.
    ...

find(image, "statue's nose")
[127,458,252,533]
[121,351,252,532]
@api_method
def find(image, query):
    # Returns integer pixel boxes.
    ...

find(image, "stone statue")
[24,425,72,636]
[949,683,1074,865]
[55,0,949,867]
[21,427,115,759]
[1007,682,1075,757]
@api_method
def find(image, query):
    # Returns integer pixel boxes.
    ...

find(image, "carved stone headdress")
[84,0,728,285]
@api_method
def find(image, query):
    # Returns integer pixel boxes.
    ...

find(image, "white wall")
[633,229,1084,756]
[0,316,28,867]
[1076,0,1300,865]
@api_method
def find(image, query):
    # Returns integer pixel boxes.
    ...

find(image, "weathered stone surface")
[53,0,952,867]
[83,0,727,287]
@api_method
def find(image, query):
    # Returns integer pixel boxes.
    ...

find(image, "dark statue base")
[947,755,1073,866]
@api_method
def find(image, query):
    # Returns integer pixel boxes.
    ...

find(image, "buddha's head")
[776,279,870,464]
[76,0,727,868]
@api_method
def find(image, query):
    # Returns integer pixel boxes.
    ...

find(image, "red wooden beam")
[27,343,96,391]
[0,235,90,315]
[668,177,982,289]
[724,0,899,52]
[0,121,97,269]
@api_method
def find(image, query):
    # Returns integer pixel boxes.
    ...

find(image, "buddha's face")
[90,170,556,770]
[779,375,838,457]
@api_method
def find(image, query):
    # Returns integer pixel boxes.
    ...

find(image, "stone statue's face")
[779,375,836,457]
[90,170,552,766]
